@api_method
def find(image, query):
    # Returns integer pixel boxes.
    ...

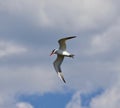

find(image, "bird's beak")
[50,52,54,56]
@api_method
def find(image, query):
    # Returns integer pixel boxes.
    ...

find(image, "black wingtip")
[62,78,66,83]
[60,73,66,83]
[67,36,77,39]
[58,72,66,83]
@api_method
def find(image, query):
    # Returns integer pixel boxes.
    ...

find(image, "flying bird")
[50,36,76,83]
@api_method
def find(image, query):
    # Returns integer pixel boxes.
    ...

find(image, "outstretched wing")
[58,36,76,50]
[53,55,66,83]
[53,55,64,72]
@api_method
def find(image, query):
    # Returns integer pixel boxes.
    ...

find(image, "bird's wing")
[58,36,76,50]
[53,55,64,72]
[53,55,66,83]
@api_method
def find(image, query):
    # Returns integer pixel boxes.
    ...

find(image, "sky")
[0,0,120,108]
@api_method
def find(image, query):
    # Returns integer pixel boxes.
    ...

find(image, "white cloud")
[0,0,119,31]
[16,102,34,108]
[0,65,63,108]
[0,40,27,58]
[64,60,119,93]
[85,19,120,55]
[0,65,62,94]
[66,84,120,108]
[89,70,120,108]
[66,91,81,108]
[0,93,16,108]
[0,94,34,108]
[45,0,118,31]
[90,84,120,108]
[0,0,51,27]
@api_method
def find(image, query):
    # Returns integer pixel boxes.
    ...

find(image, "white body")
[56,49,71,57]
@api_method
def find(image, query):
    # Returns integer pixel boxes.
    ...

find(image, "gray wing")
[53,55,66,83]
[53,55,64,72]
[58,36,76,50]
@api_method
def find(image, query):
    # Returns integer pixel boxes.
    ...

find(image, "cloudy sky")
[0,0,120,108]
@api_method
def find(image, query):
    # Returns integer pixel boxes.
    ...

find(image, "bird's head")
[50,49,57,56]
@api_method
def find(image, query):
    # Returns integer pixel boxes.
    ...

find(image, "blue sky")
[0,0,120,108]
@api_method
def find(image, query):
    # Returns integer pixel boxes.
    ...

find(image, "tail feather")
[58,72,66,83]
[69,54,74,58]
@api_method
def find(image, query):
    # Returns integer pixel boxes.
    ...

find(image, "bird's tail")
[58,72,66,83]
[69,54,74,58]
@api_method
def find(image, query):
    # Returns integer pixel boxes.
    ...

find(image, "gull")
[50,36,76,83]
